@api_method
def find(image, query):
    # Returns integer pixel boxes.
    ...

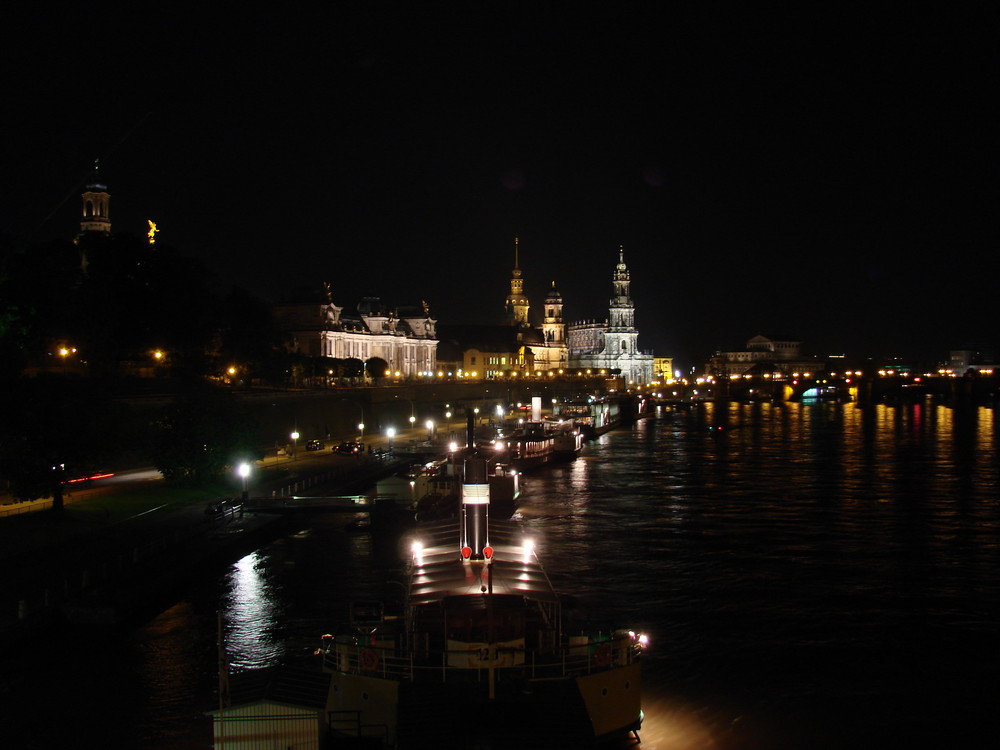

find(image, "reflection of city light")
[225,551,282,669]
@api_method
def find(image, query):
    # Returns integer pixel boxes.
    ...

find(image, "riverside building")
[274,287,438,379]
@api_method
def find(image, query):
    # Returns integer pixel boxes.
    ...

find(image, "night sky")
[3,5,994,370]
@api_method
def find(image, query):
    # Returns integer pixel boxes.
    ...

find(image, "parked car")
[305,439,325,451]
[335,441,364,455]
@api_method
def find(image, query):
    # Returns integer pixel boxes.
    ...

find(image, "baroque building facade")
[439,241,657,383]
[274,288,438,378]
[706,335,818,377]
[566,248,654,385]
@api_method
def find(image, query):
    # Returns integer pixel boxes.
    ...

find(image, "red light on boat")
[461,546,472,559]
[483,546,494,559]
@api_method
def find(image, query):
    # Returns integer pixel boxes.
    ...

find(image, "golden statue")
[146,219,158,245]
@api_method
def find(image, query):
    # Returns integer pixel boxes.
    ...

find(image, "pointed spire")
[514,236,520,270]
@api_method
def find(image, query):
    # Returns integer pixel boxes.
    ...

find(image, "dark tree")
[150,382,261,484]
[365,356,389,383]
[0,375,130,509]
[343,357,364,381]
[217,286,289,385]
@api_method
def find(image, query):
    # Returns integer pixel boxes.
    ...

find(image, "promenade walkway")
[0,426,437,646]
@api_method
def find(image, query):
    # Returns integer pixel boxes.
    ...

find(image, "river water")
[4,401,998,749]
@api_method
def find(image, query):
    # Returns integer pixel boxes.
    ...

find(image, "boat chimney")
[466,408,475,449]
[460,457,491,561]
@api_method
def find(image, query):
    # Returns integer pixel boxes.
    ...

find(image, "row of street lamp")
[236,402,526,500]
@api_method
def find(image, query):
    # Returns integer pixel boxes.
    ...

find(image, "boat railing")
[326,709,389,745]
[322,644,414,681]
[323,633,640,683]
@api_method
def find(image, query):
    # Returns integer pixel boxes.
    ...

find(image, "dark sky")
[3,4,994,369]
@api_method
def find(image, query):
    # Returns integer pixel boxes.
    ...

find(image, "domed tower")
[504,237,530,327]
[79,160,111,236]
[542,280,565,344]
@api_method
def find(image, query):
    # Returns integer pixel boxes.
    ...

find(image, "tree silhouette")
[0,375,130,509]
[150,382,261,484]
[366,356,389,383]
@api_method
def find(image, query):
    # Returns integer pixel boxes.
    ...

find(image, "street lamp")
[445,410,452,437]
[290,431,299,459]
[425,419,435,441]
[358,422,365,441]
[237,462,251,502]
[386,427,396,449]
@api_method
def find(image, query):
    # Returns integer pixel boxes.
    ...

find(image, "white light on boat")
[522,538,535,562]
[411,541,424,567]
[495,441,506,450]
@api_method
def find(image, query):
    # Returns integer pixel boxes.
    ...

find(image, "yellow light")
[227,366,237,375]
[147,219,158,245]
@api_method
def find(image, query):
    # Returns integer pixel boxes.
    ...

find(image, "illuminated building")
[567,248,654,385]
[501,238,568,372]
[78,161,111,237]
[503,236,531,327]
[274,289,438,379]
[706,335,818,377]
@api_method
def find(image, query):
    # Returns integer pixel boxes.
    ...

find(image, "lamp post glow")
[237,462,251,502]
[386,427,396,449]
[358,422,365,441]
[425,419,435,441]
[291,431,299,459]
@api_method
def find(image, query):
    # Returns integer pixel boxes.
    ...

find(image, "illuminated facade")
[503,237,531,327]
[567,248,654,385]
[501,239,568,372]
[79,162,111,236]
[706,335,817,377]
[275,293,438,378]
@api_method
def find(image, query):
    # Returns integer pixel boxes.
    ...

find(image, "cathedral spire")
[505,236,530,326]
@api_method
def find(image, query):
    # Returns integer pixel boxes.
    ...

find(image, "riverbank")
[0,430,422,653]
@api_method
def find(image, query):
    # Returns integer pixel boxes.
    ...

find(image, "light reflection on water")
[222,551,284,669]
[5,401,994,749]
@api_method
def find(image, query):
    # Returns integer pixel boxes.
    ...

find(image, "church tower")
[504,236,530,327]
[79,160,111,236]
[604,246,638,355]
[542,281,565,344]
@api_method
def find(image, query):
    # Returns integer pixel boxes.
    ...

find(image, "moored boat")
[501,419,584,470]
[319,457,646,748]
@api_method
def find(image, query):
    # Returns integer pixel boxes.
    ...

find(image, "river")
[3,400,997,749]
